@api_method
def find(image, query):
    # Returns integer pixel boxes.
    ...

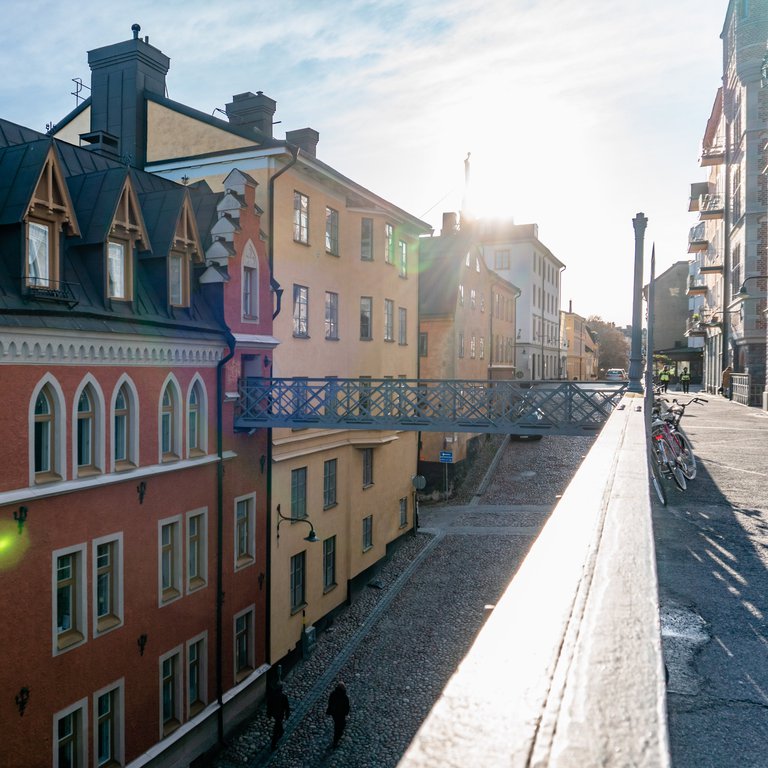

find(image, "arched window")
[187,379,207,457]
[160,380,181,462]
[114,385,130,465]
[35,387,54,475]
[77,388,95,473]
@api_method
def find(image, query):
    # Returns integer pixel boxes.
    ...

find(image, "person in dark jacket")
[326,681,351,748]
[266,683,290,751]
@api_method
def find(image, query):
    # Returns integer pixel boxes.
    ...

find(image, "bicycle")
[648,395,707,500]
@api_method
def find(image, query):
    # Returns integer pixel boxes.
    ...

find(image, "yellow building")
[560,307,599,380]
[54,43,431,664]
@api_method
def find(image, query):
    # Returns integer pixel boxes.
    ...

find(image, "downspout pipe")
[216,328,237,744]
[265,144,299,666]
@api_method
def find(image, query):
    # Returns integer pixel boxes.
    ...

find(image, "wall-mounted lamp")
[137,634,148,656]
[736,275,768,301]
[13,506,27,535]
[259,455,266,474]
[137,481,147,504]
[15,687,30,717]
[276,503,319,543]
[258,572,265,590]
[264,356,271,368]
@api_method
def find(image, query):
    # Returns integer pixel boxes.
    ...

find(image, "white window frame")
[107,239,131,300]
[30,375,66,486]
[385,223,394,264]
[111,377,139,472]
[234,493,256,570]
[242,240,260,321]
[93,679,124,768]
[325,291,339,340]
[361,217,373,260]
[158,375,182,462]
[168,251,189,308]
[293,191,309,244]
[187,631,208,718]
[293,284,309,338]
[28,219,53,288]
[325,206,339,255]
[384,299,394,341]
[233,605,255,682]
[186,508,208,592]
[72,376,105,478]
[399,240,408,277]
[53,697,88,768]
[92,533,124,637]
[159,646,184,738]
[360,296,373,340]
[398,307,407,345]
[158,515,183,606]
[52,543,87,655]
[186,376,208,457]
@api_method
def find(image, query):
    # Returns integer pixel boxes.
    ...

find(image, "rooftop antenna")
[71,77,91,106]
[460,152,472,227]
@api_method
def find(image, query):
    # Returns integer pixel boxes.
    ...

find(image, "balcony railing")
[699,193,724,220]
[21,277,80,308]
[687,278,708,296]
[700,143,725,167]
[687,223,707,253]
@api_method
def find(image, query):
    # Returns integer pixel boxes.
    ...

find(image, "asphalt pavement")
[653,388,768,768]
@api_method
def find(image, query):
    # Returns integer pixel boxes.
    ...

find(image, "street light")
[276,503,319,543]
[728,275,768,309]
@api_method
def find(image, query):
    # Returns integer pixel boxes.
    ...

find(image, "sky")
[0,0,729,326]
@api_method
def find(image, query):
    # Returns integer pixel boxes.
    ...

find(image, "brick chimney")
[87,24,170,167]
[441,212,458,236]
[225,91,277,137]
[286,128,319,157]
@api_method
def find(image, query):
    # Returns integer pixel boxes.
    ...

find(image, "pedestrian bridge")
[235,378,627,436]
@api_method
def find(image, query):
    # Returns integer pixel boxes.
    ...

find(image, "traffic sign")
[439,451,453,463]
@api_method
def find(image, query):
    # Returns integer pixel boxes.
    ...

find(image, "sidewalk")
[653,389,768,767]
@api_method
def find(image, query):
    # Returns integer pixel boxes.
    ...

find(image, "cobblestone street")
[212,434,594,768]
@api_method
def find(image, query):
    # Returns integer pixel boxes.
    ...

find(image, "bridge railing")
[399,394,670,768]
[235,378,627,435]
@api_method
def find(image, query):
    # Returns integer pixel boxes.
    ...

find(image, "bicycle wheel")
[655,433,687,491]
[673,431,696,480]
[648,450,667,506]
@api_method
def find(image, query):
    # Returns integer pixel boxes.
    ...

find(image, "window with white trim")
[107,240,130,300]
[159,648,183,737]
[325,206,339,255]
[159,517,182,605]
[160,381,181,462]
[113,380,138,471]
[325,291,339,340]
[384,299,394,341]
[293,284,309,338]
[398,307,407,345]
[187,633,207,717]
[54,698,87,768]
[243,265,259,319]
[94,681,124,767]
[187,509,208,591]
[93,535,123,636]
[28,220,54,288]
[360,296,372,340]
[187,380,206,457]
[53,544,87,654]
[234,607,255,682]
[399,240,408,277]
[168,251,189,308]
[234,495,255,569]
[361,217,373,260]
[76,386,98,476]
[293,191,309,243]
[385,223,394,264]
[34,384,60,482]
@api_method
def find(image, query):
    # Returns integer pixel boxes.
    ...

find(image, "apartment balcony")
[687,278,708,296]
[699,143,725,167]
[688,181,709,212]
[687,223,708,253]
[699,193,724,220]
[699,262,724,274]
[685,318,707,337]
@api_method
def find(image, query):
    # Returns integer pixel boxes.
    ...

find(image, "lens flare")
[0,520,30,570]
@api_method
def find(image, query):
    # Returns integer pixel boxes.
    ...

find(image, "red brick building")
[0,114,274,765]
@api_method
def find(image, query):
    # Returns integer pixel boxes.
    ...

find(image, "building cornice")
[0,328,226,366]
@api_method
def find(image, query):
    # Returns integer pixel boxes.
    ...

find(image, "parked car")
[605,368,627,381]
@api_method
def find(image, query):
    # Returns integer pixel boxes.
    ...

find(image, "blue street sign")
[439,451,453,463]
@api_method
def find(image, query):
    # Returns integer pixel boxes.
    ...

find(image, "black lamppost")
[276,504,319,543]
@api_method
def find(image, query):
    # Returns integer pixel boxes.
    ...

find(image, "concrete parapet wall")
[399,395,670,768]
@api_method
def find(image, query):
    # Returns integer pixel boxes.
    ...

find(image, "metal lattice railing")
[235,378,628,436]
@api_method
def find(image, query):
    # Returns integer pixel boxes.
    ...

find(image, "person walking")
[659,366,670,393]
[266,682,290,751]
[680,367,691,394]
[326,681,351,748]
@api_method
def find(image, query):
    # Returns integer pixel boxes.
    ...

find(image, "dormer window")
[169,252,188,307]
[27,221,53,288]
[108,241,129,299]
